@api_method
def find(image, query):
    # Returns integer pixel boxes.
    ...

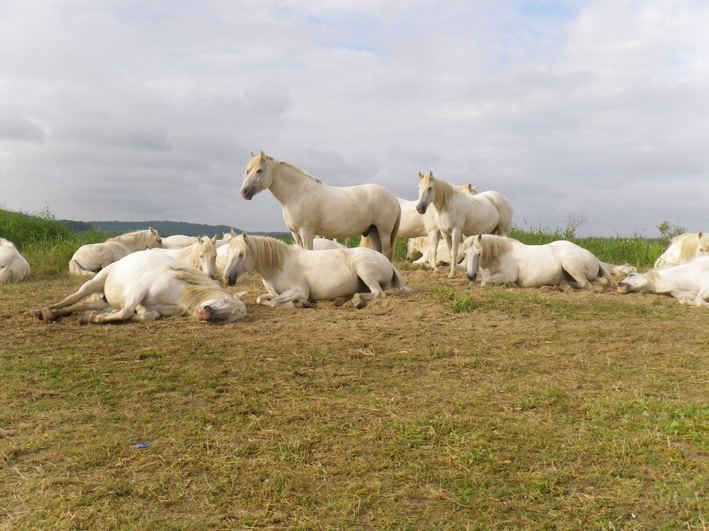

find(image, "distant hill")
[58,219,289,238]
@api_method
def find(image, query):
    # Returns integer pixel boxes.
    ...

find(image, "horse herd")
[3,151,709,324]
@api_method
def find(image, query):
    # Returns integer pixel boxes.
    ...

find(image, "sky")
[1,0,708,237]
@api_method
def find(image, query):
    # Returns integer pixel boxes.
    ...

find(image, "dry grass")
[1,267,707,530]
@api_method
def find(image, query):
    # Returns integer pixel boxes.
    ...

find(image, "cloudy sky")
[2,0,708,236]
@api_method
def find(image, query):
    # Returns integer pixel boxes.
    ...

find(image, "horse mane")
[642,269,661,283]
[423,173,455,207]
[270,157,322,185]
[108,229,155,246]
[246,236,287,275]
[674,231,707,262]
[173,266,230,314]
[478,235,513,265]
[0,238,15,250]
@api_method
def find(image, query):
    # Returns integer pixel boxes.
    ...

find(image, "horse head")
[221,231,252,286]
[416,171,435,214]
[241,151,273,200]
[195,293,248,323]
[198,235,218,278]
[462,235,483,282]
[617,272,653,294]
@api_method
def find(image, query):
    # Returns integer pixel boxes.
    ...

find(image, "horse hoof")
[79,311,96,325]
[41,308,55,321]
[30,309,44,320]
[352,296,366,310]
[334,297,349,307]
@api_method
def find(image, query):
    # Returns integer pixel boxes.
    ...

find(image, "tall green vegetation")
[0,208,108,279]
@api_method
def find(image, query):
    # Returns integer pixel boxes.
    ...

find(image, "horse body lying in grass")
[35,251,247,324]
[618,256,709,307]
[462,234,616,290]
[151,236,217,278]
[654,231,709,269]
[0,237,30,283]
[240,151,401,260]
[222,232,409,308]
[69,228,163,276]
[407,236,464,269]
[416,171,513,278]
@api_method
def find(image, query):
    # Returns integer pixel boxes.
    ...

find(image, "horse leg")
[83,289,149,323]
[447,228,461,279]
[38,272,109,320]
[0,266,11,283]
[260,288,309,308]
[562,266,592,290]
[428,230,441,271]
[366,229,383,255]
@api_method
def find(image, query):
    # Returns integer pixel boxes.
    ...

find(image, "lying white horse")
[407,236,464,268]
[222,232,409,308]
[240,151,401,260]
[69,228,163,276]
[0,237,30,283]
[151,236,217,278]
[654,231,709,269]
[618,257,709,307]
[462,234,616,289]
[34,251,247,324]
[416,171,513,278]
[161,234,199,249]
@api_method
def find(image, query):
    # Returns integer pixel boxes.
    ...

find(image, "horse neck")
[115,231,151,250]
[247,237,288,278]
[431,178,454,211]
[175,243,200,267]
[480,236,511,266]
[268,162,321,203]
[677,234,700,262]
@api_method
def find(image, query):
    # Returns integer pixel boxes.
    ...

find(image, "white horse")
[161,234,199,249]
[416,171,513,277]
[654,231,709,269]
[34,251,247,324]
[221,232,410,308]
[407,236,465,268]
[0,237,30,283]
[240,151,401,260]
[69,228,163,276]
[398,183,477,240]
[462,234,616,289]
[151,236,217,278]
[618,256,709,307]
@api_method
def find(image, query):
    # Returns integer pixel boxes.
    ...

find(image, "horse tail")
[597,261,617,289]
[386,265,411,296]
[389,207,402,261]
[69,259,97,277]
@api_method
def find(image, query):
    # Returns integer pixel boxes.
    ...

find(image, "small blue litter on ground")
[130,442,151,449]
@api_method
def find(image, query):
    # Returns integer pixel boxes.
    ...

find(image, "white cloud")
[1,0,708,236]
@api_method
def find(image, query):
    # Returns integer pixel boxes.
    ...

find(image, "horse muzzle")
[416,204,427,214]
[195,306,215,321]
[240,187,253,200]
[223,274,238,287]
[466,272,477,282]
[617,283,630,294]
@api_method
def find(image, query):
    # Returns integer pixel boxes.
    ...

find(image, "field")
[1,259,708,530]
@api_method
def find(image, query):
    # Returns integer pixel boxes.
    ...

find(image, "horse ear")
[699,231,703,238]
[242,230,248,242]
[259,150,265,159]
[475,234,483,246]
[250,151,255,157]
[418,171,424,179]
[212,235,217,243]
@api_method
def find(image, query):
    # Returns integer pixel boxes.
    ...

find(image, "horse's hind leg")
[0,266,11,283]
[37,273,109,320]
[561,266,592,290]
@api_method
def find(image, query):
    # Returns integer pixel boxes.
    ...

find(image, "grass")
[1,210,708,530]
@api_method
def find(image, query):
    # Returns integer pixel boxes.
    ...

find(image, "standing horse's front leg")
[428,229,441,271]
[448,228,462,279]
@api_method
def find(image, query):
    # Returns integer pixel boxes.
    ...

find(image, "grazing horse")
[34,251,247,324]
[416,171,513,277]
[221,232,409,308]
[0,237,30,283]
[654,231,709,269]
[151,236,217,278]
[462,234,616,290]
[240,151,401,260]
[69,228,163,276]
[618,256,709,307]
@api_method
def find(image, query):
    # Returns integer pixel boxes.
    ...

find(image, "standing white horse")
[654,231,709,269]
[69,228,163,276]
[416,171,513,278]
[240,151,401,260]
[221,232,409,308]
[462,234,616,289]
[618,256,709,307]
[0,237,30,283]
[34,251,247,324]
[151,236,217,278]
